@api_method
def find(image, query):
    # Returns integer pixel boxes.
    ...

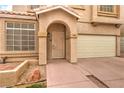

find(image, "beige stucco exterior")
[38,9,78,64]
[0,5,123,64]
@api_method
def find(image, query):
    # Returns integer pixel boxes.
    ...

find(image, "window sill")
[0,52,38,58]
[3,51,37,54]
[70,5,85,10]
[97,12,119,18]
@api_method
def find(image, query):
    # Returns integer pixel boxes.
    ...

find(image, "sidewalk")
[46,59,98,88]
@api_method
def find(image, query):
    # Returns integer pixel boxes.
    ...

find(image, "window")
[99,5,114,12]
[30,5,40,9]
[6,22,36,51]
[97,5,119,17]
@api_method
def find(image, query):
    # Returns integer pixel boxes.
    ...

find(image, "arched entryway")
[37,6,79,65]
[47,22,70,61]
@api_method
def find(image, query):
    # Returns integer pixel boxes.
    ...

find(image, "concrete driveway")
[78,57,124,88]
[47,57,124,88]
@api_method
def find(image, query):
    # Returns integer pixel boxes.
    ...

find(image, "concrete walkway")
[47,59,98,88]
[47,57,124,88]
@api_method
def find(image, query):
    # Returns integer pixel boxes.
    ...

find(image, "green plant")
[26,83,46,88]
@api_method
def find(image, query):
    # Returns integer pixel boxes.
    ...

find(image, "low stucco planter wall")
[0,60,29,87]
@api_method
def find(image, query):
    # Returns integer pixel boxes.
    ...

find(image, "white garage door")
[77,35,116,58]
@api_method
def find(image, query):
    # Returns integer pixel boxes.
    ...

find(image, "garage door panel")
[121,37,124,52]
[77,35,116,58]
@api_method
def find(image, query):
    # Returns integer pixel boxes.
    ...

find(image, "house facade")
[0,5,124,65]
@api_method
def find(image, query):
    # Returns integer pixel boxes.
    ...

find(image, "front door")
[47,23,66,59]
[52,30,65,58]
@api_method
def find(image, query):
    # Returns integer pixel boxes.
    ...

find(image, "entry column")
[70,34,77,63]
[38,31,47,65]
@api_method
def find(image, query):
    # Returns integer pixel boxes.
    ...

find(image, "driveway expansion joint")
[86,75,109,88]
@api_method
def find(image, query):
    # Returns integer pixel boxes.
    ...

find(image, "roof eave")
[0,13,36,20]
[36,6,80,19]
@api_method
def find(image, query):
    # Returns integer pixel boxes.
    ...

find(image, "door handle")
[52,45,56,49]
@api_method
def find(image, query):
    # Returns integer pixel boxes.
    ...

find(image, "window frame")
[97,5,119,18]
[30,5,40,10]
[5,22,36,52]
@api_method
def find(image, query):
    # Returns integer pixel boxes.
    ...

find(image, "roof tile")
[0,10,35,16]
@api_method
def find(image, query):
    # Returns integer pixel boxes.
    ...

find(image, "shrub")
[26,83,46,88]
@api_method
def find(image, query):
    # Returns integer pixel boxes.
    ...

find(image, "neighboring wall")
[12,5,31,12]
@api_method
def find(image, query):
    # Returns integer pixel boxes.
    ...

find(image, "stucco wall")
[72,5,92,22]
[38,9,77,34]
[0,60,29,87]
[77,22,120,36]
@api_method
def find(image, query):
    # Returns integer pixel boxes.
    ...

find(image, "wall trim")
[78,33,120,36]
